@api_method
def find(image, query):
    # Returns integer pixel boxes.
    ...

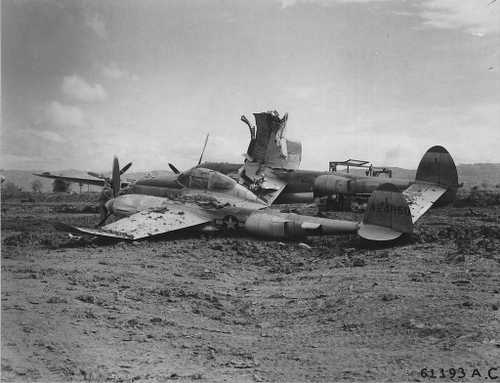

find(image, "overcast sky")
[2,0,499,171]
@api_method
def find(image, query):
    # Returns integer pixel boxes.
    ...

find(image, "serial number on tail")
[369,202,411,216]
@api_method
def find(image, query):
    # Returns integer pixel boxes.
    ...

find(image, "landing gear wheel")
[222,215,239,231]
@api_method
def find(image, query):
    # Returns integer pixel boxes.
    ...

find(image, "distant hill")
[1,163,499,192]
[393,164,500,188]
[351,164,500,188]
[455,164,500,187]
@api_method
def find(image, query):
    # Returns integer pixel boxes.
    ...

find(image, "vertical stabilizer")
[414,145,458,205]
[358,183,413,241]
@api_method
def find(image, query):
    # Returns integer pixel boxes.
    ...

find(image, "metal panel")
[260,177,287,205]
[362,183,413,235]
[69,226,132,239]
[98,205,211,240]
[403,182,447,223]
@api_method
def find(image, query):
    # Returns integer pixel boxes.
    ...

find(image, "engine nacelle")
[244,211,358,239]
[245,212,306,238]
[315,175,411,197]
[314,175,350,197]
[349,178,385,194]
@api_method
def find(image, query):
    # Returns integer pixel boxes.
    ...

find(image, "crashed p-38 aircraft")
[47,145,458,242]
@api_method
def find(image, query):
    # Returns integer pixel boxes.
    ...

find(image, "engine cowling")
[313,175,350,197]
[244,212,304,238]
[315,174,410,196]
[349,178,384,194]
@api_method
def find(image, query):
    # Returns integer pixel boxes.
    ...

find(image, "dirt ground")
[1,198,499,382]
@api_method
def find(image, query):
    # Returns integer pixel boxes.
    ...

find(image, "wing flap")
[403,182,447,223]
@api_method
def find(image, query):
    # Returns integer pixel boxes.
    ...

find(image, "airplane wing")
[34,173,106,187]
[33,173,131,188]
[402,182,447,223]
[68,204,212,240]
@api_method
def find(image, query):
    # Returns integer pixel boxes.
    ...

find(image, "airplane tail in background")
[243,111,302,170]
[358,145,459,241]
[414,145,459,205]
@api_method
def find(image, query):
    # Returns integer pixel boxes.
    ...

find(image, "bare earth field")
[1,198,499,382]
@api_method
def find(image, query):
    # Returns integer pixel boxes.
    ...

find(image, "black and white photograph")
[1,0,499,381]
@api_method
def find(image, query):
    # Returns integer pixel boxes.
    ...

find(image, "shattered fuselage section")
[246,111,302,170]
[239,111,303,203]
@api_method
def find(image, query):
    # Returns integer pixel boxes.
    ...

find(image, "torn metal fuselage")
[228,111,413,208]
[246,111,301,169]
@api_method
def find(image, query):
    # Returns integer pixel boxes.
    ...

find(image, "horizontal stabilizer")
[403,182,447,223]
[358,183,413,241]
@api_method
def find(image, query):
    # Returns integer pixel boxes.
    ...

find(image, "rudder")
[415,145,458,205]
[358,183,413,241]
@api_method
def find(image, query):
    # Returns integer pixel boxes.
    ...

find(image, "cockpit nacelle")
[177,168,235,191]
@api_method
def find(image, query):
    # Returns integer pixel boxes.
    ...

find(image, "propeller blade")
[120,162,132,175]
[197,133,210,166]
[169,163,181,174]
[112,156,120,198]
